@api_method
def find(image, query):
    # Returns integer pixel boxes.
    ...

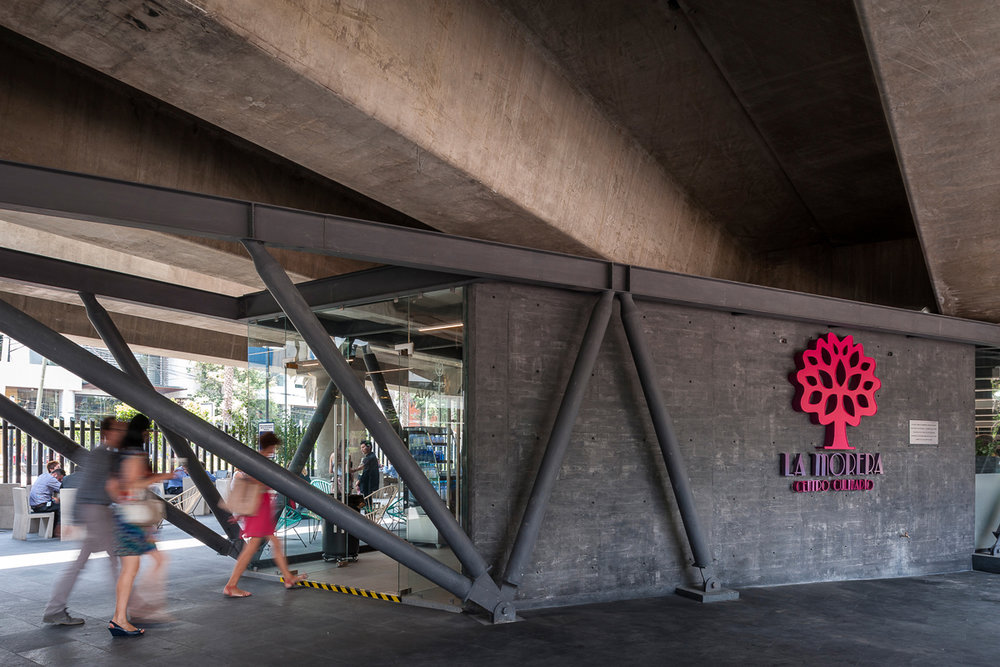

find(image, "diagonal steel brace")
[242,239,510,619]
[79,292,241,541]
[0,393,237,556]
[0,297,496,614]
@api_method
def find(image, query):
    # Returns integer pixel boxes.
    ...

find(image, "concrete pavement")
[0,523,995,665]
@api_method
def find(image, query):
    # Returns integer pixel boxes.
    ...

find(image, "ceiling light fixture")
[417,322,464,333]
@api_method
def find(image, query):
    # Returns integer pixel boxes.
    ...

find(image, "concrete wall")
[468,282,974,608]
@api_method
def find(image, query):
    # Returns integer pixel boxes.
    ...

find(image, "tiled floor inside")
[249,545,465,610]
[248,518,465,609]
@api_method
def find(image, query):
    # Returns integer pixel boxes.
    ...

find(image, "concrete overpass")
[1,0,999,620]
[0,0,996,358]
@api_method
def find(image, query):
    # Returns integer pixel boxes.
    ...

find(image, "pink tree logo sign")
[792,333,881,450]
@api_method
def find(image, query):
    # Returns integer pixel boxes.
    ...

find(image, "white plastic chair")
[12,486,55,540]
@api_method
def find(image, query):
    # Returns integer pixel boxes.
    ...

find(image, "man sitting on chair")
[164,464,215,495]
[29,466,65,537]
[164,465,188,495]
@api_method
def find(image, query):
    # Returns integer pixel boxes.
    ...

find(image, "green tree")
[190,362,304,464]
[114,403,139,422]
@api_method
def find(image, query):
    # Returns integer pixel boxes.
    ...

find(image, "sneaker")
[43,609,85,626]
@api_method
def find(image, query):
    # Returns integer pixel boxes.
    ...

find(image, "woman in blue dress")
[105,414,175,637]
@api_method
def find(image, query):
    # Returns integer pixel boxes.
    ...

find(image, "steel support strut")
[0,298,481,605]
[617,293,711,568]
[287,381,337,476]
[0,393,236,556]
[79,292,241,541]
[241,240,509,619]
[500,291,614,598]
[362,348,403,436]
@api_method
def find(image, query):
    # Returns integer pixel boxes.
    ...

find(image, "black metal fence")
[0,418,309,486]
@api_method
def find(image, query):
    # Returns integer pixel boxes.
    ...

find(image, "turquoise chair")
[275,506,307,548]
[384,494,406,531]
[301,479,332,541]
[310,478,332,494]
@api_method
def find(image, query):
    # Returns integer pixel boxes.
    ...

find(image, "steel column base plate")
[675,585,740,603]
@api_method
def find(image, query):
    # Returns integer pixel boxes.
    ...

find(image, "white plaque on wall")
[909,420,939,445]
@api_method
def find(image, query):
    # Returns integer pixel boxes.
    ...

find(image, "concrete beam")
[0,291,247,364]
[750,237,937,312]
[856,0,1000,320]
[0,0,753,281]
[0,26,395,286]
[0,279,247,341]
[0,213,279,292]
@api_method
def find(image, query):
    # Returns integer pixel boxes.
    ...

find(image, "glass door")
[247,286,465,602]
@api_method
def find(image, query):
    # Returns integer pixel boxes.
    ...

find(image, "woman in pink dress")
[222,432,307,597]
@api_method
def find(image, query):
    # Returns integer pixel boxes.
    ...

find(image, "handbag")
[223,475,262,516]
[119,490,166,526]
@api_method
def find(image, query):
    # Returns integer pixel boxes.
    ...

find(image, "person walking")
[106,414,174,637]
[222,432,307,598]
[42,416,126,626]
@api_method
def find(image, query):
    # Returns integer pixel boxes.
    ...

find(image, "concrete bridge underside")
[0,0,997,360]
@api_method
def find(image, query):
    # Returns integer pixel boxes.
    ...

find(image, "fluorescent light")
[417,322,464,333]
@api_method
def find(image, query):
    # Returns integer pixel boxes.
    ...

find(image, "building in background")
[1,333,185,421]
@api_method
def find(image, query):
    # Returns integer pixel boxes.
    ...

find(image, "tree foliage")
[102,365,306,469]
[190,362,303,465]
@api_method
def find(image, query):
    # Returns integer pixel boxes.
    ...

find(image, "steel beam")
[0,297,481,609]
[0,160,249,239]
[287,381,338,476]
[0,160,605,291]
[240,266,472,320]
[618,293,711,568]
[2,160,1000,346]
[500,291,614,596]
[254,315,461,360]
[251,205,610,292]
[241,240,508,619]
[0,393,236,556]
[0,248,240,319]
[625,266,1000,347]
[79,292,241,541]
[362,349,403,436]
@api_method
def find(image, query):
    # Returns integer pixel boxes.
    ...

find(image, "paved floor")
[0,524,997,666]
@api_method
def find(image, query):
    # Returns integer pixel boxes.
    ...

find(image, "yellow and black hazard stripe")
[281,578,402,603]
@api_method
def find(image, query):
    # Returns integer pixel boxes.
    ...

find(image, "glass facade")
[14,387,61,420]
[246,286,465,602]
[74,394,118,421]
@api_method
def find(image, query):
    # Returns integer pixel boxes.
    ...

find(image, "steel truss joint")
[465,572,514,624]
